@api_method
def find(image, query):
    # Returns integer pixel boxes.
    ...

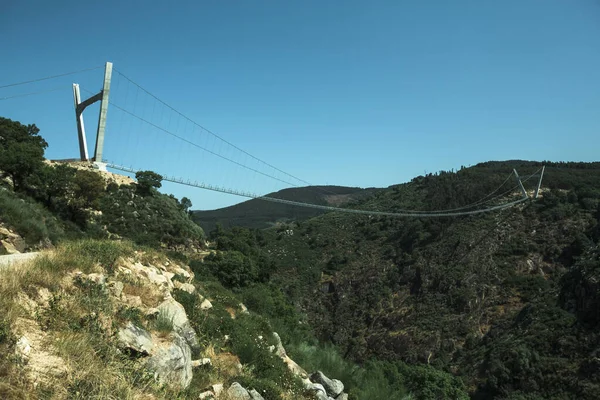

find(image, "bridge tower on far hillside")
[72,62,112,168]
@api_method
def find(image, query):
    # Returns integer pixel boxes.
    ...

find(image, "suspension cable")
[0,66,103,89]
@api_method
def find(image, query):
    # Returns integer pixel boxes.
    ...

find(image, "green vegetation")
[201,161,600,399]
[98,179,204,247]
[0,116,204,249]
[0,189,68,245]
[3,115,600,398]
[192,185,378,232]
[0,117,47,191]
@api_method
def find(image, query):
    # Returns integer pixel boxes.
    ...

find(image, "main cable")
[0,86,67,101]
[0,66,103,89]
[113,68,312,186]
[107,101,301,188]
[105,162,534,218]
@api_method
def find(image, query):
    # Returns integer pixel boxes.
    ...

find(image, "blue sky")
[1,1,599,210]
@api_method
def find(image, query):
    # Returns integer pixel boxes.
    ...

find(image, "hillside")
[2,116,467,399]
[192,186,378,232]
[206,160,600,400]
[4,115,600,399]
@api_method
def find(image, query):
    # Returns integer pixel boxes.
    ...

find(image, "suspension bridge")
[1,62,545,217]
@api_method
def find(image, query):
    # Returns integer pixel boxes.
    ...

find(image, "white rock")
[15,336,32,359]
[249,388,265,400]
[157,298,198,349]
[310,371,344,397]
[198,390,215,399]
[272,332,287,357]
[146,332,192,389]
[86,273,106,287]
[174,281,196,294]
[227,382,251,400]
[191,358,212,368]
[117,322,154,354]
[306,382,328,399]
[126,262,174,290]
[200,299,213,310]
[0,240,20,254]
[107,281,124,297]
[212,383,224,396]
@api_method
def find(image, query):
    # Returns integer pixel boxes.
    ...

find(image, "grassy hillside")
[192,185,378,232]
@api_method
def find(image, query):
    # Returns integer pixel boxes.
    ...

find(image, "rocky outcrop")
[0,225,26,254]
[117,322,154,355]
[310,370,345,397]
[249,388,266,400]
[147,332,193,389]
[156,298,198,349]
[227,382,251,399]
[263,331,349,400]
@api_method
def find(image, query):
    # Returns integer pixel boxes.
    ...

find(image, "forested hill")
[192,185,378,232]
[205,160,600,399]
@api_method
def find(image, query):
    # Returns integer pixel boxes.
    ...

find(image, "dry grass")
[51,331,158,400]
[121,282,164,308]
[0,240,164,399]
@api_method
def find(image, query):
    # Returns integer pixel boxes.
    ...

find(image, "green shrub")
[0,189,65,244]
[203,251,258,289]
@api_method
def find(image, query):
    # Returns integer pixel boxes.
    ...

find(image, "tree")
[135,170,162,195]
[73,169,105,207]
[0,117,47,191]
[180,197,192,213]
[29,163,76,207]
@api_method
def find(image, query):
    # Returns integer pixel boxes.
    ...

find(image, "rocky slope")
[0,240,352,399]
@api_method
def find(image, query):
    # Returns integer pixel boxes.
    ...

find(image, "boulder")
[125,261,174,291]
[336,393,349,400]
[272,332,287,358]
[191,358,212,368]
[174,281,196,294]
[306,382,328,398]
[227,382,251,399]
[198,390,215,399]
[85,273,107,287]
[117,322,154,355]
[249,388,265,400]
[1,240,20,254]
[310,371,344,397]
[146,332,192,389]
[107,280,124,298]
[212,383,224,396]
[200,298,213,310]
[157,298,198,349]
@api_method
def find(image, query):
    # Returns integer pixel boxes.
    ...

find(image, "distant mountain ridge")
[192,185,379,232]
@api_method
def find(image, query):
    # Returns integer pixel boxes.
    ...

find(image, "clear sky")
[1,1,599,210]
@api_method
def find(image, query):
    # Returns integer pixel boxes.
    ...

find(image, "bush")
[0,188,66,244]
[99,184,204,247]
[203,251,258,288]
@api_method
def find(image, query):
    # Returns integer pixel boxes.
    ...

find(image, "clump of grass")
[153,311,174,335]
[286,342,358,389]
